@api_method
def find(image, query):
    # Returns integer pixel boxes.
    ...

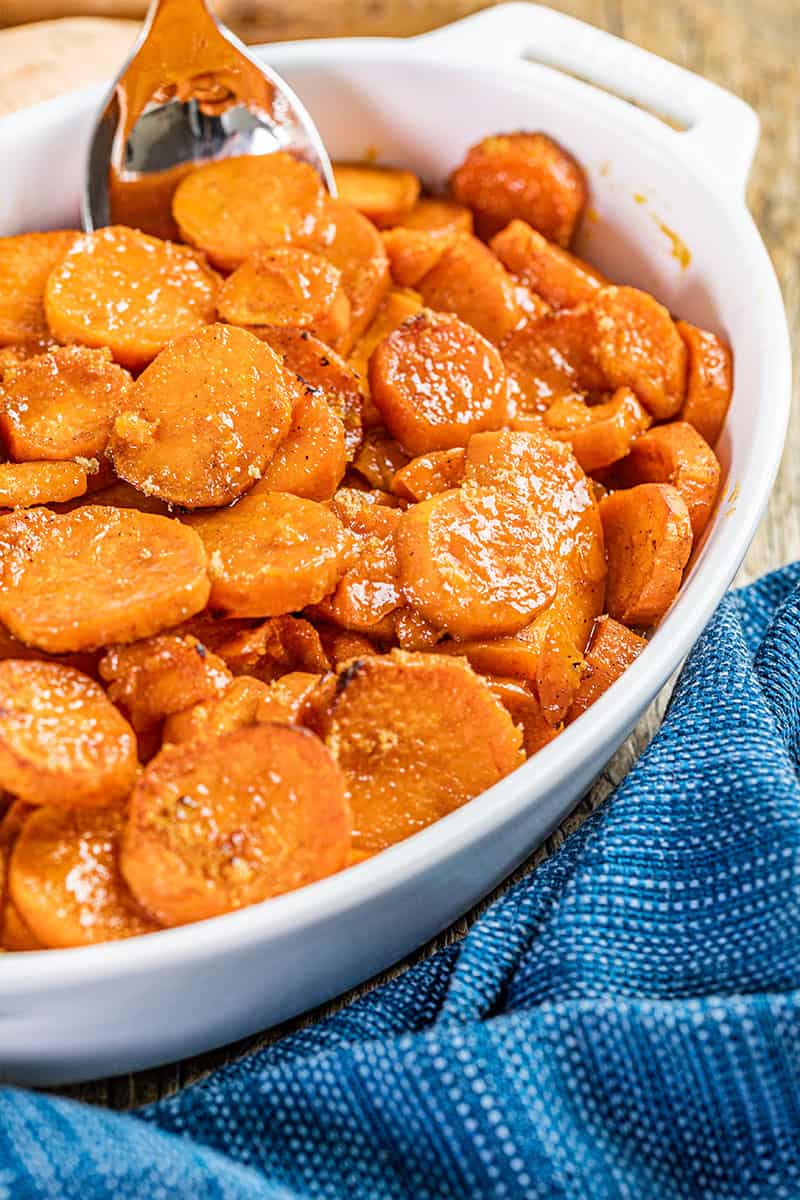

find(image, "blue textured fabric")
[3,565,800,1199]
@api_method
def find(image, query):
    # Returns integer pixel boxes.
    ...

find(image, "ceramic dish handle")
[418,2,759,196]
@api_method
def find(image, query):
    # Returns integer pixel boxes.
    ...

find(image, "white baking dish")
[0,3,790,1086]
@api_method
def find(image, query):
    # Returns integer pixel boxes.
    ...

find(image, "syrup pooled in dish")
[0,132,731,948]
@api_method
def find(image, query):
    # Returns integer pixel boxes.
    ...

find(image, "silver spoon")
[83,0,334,236]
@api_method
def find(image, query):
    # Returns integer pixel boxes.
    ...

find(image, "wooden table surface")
[0,0,797,1110]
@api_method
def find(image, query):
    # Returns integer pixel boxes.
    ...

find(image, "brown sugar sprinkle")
[0,126,726,945]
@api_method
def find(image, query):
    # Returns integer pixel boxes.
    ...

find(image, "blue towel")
[3,564,800,1199]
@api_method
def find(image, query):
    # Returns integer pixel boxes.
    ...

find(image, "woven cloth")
[2,564,800,1199]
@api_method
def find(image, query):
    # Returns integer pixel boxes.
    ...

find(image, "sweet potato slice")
[396,486,556,638]
[490,219,605,309]
[0,660,137,807]
[45,226,217,370]
[486,675,559,757]
[535,617,585,725]
[381,228,456,288]
[316,628,380,669]
[393,197,474,235]
[418,234,543,345]
[100,634,232,732]
[218,248,351,345]
[9,805,158,947]
[369,310,508,455]
[391,447,466,501]
[255,671,324,725]
[254,387,347,502]
[110,324,293,509]
[614,420,721,538]
[0,231,78,347]
[254,327,363,460]
[542,389,651,473]
[352,429,411,491]
[393,607,443,651]
[163,675,270,745]
[172,152,326,271]
[3,899,42,952]
[121,724,351,925]
[347,287,423,401]
[210,614,330,680]
[0,461,87,508]
[321,650,523,851]
[501,312,592,417]
[566,615,647,722]
[0,506,210,653]
[600,483,692,626]
[677,320,733,447]
[315,503,402,636]
[185,490,348,618]
[450,131,587,246]
[333,164,420,227]
[82,479,172,516]
[590,287,687,418]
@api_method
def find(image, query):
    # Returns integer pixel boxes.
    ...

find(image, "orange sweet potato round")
[391,447,466,501]
[613,419,721,539]
[542,388,652,473]
[321,650,523,851]
[0,461,87,508]
[486,675,559,757]
[315,502,402,635]
[566,615,647,723]
[393,197,474,235]
[333,163,420,227]
[121,724,351,925]
[369,310,508,454]
[218,247,351,345]
[380,228,455,288]
[352,428,410,490]
[600,483,693,626]
[0,506,210,653]
[45,226,218,370]
[254,387,347,501]
[490,219,605,309]
[208,614,330,681]
[451,132,587,245]
[0,230,78,347]
[185,490,348,618]
[172,152,326,271]
[677,320,733,447]
[0,659,137,808]
[9,805,157,947]
[255,671,324,725]
[110,324,293,508]
[100,633,233,732]
[163,675,270,745]
[590,287,687,419]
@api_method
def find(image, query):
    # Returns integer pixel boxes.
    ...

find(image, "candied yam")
[172,152,326,271]
[255,327,363,460]
[590,287,687,418]
[393,197,474,235]
[100,634,232,732]
[451,131,587,246]
[396,486,556,639]
[599,483,693,626]
[0,461,87,508]
[110,324,293,509]
[0,231,78,346]
[436,634,541,679]
[566,616,647,722]
[613,419,721,539]
[348,287,423,400]
[392,447,466,501]
[535,617,585,725]
[186,490,348,618]
[255,387,347,501]
[501,312,593,417]
[316,628,380,669]
[121,724,351,925]
[3,899,42,952]
[9,805,157,947]
[0,344,131,463]
[0,660,137,807]
[393,607,443,651]
[0,506,210,653]
[352,428,411,491]
[82,479,172,516]
[255,671,324,724]
[163,675,270,745]
[369,310,508,455]
[486,676,559,757]
[333,163,420,227]
[299,198,391,354]
[44,226,218,370]
[490,220,605,308]
[677,320,733,447]
[218,248,351,345]
[321,650,523,851]
[315,501,402,636]
[381,228,455,288]
[210,614,330,680]
[543,388,652,473]
[419,234,542,345]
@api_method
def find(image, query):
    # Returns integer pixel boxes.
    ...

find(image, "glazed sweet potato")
[333,163,420,227]
[255,671,325,725]
[380,228,456,288]
[315,502,402,636]
[255,387,347,501]
[677,320,733,447]
[490,219,605,309]
[185,490,349,618]
[121,724,351,925]
[172,152,326,271]
[392,197,474,235]
[393,607,442,651]
[45,226,218,370]
[0,660,137,807]
[451,132,587,245]
[100,634,232,732]
[0,506,210,653]
[614,420,721,538]
[110,324,293,509]
[82,479,172,517]
[209,614,330,680]
[347,287,423,403]
[566,616,647,722]
[9,805,158,947]
[163,675,270,745]
[352,429,411,491]
[321,650,523,851]
[0,461,87,508]
[600,483,693,625]
[0,230,78,347]
[542,388,652,473]
[316,628,381,669]
[369,310,508,454]
[391,447,466,501]
[218,247,351,345]
[486,675,559,757]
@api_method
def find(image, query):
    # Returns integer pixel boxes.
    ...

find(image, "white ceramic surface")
[0,3,790,1086]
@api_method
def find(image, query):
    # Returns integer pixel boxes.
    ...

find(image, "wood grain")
[0,0,796,1109]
